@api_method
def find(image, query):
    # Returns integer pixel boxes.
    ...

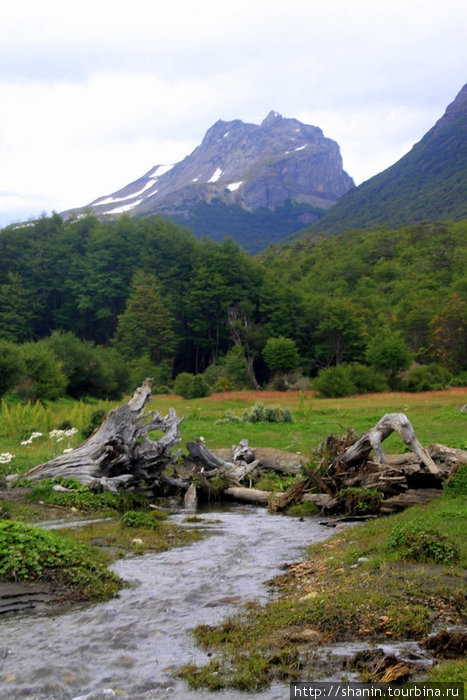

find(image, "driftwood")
[223,486,273,504]
[333,413,439,475]
[186,438,261,491]
[273,413,466,515]
[23,387,466,516]
[25,379,183,492]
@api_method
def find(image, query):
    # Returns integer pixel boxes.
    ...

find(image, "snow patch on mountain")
[149,164,174,177]
[208,168,223,183]
[227,181,243,192]
[104,198,143,214]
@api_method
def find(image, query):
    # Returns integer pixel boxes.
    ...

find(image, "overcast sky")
[0,0,466,227]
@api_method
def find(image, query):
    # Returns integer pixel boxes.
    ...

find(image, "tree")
[0,340,25,397]
[17,342,67,401]
[429,293,467,373]
[263,336,300,375]
[113,270,177,364]
[223,345,251,390]
[0,273,36,342]
[365,330,413,388]
[313,298,367,367]
[227,303,264,390]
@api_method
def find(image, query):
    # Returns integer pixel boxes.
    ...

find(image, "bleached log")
[223,486,274,504]
[186,438,260,483]
[334,412,439,475]
[231,439,255,464]
[24,379,183,489]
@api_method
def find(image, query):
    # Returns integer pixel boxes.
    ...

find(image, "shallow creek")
[1,506,346,700]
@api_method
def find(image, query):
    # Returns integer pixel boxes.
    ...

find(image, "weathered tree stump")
[25,379,183,492]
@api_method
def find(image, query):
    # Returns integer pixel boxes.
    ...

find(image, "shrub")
[212,376,232,392]
[216,409,242,424]
[0,340,26,397]
[314,364,357,397]
[16,342,67,401]
[203,364,229,388]
[217,402,293,424]
[314,363,388,397]
[0,520,121,599]
[120,509,167,529]
[387,522,459,564]
[347,363,389,393]
[174,372,194,398]
[405,364,453,392]
[242,402,293,424]
[191,375,210,398]
[82,409,107,439]
[44,331,127,399]
[338,487,383,514]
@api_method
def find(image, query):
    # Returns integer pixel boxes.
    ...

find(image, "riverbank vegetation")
[0,389,465,674]
[181,465,467,689]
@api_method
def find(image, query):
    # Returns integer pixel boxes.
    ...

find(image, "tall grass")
[0,398,113,439]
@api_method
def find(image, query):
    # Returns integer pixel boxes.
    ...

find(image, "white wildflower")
[20,431,43,445]
[0,453,15,464]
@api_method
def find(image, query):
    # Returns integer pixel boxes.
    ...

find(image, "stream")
[0,505,344,700]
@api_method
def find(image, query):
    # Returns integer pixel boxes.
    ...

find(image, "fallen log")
[186,438,260,484]
[273,413,466,515]
[25,379,183,491]
[223,486,274,504]
[333,413,439,475]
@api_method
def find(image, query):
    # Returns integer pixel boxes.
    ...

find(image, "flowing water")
[0,505,339,700]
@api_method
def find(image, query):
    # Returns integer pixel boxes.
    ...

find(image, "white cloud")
[0,0,466,225]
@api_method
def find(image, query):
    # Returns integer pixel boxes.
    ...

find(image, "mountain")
[292,84,467,239]
[63,111,354,252]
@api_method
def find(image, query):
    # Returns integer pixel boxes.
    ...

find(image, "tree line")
[0,213,466,400]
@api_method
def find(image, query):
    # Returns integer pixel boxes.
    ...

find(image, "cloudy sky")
[0,0,466,227]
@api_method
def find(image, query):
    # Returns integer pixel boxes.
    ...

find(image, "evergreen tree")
[113,270,177,364]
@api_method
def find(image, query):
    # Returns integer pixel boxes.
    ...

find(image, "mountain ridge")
[63,111,354,250]
[290,83,467,240]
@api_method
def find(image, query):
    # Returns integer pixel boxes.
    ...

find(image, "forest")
[0,213,466,401]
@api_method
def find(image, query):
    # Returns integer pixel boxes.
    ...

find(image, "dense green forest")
[0,213,466,400]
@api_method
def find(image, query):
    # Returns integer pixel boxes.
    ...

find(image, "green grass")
[61,515,203,556]
[1,389,466,480]
[0,520,121,601]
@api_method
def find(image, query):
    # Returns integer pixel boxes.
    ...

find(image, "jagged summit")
[63,112,354,249]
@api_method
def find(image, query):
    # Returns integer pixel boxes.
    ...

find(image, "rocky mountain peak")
[63,112,354,248]
[261,110,283,126]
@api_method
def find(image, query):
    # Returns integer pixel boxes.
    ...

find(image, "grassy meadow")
[1,387,466,479]
[0,387,466,684]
